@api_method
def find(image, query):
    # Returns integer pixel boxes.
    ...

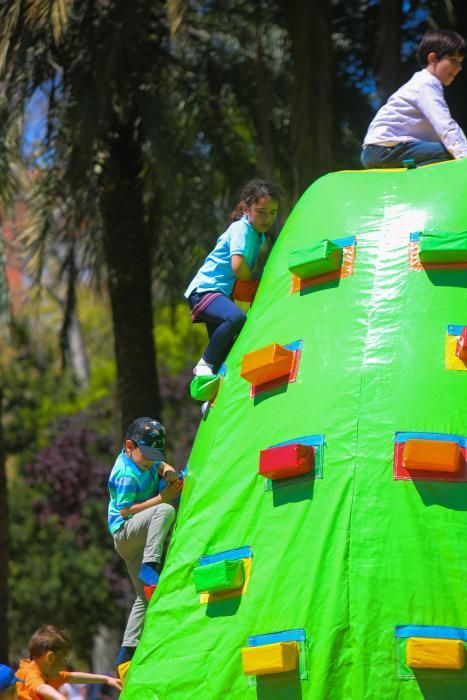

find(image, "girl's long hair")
[230,179,282,221]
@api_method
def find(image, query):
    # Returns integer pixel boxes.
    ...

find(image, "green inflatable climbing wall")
[122,159,467,699]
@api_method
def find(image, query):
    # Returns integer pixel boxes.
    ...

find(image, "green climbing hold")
[288,239,343,279]
[193,559,245,595]
[419,231,467,263]
[190,374,220,401]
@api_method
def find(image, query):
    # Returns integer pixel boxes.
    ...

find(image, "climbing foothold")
[117,660,132,684]
[190,374,220,402]
[418,231,467,263]
[144,584,157,601]
[406,637,465,669]
[193,558,245,595]
[232,279,259,303]
[259,443,314,480]
[241,343,294,386]
[289,239,343,279]
[242,641,299,676]
[402,439,462,473]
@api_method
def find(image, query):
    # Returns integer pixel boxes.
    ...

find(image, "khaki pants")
[113,503,176,647]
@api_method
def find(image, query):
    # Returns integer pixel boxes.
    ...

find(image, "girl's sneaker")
[193,358,215,376]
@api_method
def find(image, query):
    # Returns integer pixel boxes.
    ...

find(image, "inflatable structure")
[122,160,467,699]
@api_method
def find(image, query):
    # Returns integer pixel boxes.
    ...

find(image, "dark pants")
[361,141,453,169]
[189,292,246,372]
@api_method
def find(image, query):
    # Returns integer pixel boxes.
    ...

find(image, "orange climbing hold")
[242,641,299,676]
[259,443,314,480]
[406,637,465,669]
[402,439,461,473]
[240,343,294,386]
[232,279,259,303]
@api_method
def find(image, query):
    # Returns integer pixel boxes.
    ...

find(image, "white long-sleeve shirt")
[363,68,467,159]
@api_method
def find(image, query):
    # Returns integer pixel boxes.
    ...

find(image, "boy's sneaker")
[193,358,215,376]
[139,562,161,586]
[116,646,136,666]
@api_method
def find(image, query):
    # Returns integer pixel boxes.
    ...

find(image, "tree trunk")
[374,0,403,101]
[253,1,275,179]
[67,314,90,388]
[286,0,334,199]
[100,121,162,434]
[0,387,9,662]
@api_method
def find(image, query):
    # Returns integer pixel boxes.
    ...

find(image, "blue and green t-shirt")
[107,451,160,534]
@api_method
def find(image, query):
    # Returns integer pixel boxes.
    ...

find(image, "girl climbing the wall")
[185,179,281,377]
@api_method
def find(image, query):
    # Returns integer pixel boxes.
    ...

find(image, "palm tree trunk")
[286,0,334,198]
[0,387,9,662]
[100,121,162,433]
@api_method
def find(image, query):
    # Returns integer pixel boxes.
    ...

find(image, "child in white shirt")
[361,29,467,168]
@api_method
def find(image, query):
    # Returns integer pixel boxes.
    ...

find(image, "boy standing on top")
[361,29,467,168]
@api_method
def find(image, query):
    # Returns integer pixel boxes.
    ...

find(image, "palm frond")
[167,0,188,39]
[0,0,22,75]
[50,0,73,44]
[23,0,72,43]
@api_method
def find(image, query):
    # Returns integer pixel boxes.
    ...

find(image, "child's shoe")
[193,358,215,376]
[116,646,136,666]
[139,562,161,586]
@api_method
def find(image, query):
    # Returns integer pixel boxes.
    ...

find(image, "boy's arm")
[119,479,182,517]
[68,672,121,691]
[157,461,177,482]
[35,684,67,700]
[419,82,467,159]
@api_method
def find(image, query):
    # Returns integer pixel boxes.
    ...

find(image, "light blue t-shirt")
[185,216,265,298]
[107,450,161,535]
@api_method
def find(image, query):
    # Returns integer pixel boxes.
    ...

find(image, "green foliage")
[8,412,128,662]
[154,304,206,375]
[4,294,205,657]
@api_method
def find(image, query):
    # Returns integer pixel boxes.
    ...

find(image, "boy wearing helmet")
[108,417,183,673]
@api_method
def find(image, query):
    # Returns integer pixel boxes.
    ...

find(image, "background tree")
[285,0,334,196]
[375,0,404,100]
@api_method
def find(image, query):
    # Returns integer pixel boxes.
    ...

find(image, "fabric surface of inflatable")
[122,159,467,699]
